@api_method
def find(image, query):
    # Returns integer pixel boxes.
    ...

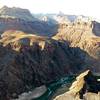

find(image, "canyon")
[0,6,100,100]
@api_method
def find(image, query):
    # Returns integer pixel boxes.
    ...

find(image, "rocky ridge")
[0,30,88,99]
[0,6,58,36]
[53,18,100,73]
[0,19,100,99]
[0,6,36,21]
[54,70,100,100]
[0,6,100,100]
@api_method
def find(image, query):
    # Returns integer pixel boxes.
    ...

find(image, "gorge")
[0,6,100,100]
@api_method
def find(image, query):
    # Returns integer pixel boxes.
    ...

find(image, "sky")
[0,0,100,19]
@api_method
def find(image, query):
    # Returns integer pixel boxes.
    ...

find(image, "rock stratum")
[1,6,100,37]
[0,6,58,36]
[0,30,86,99]
[0,28,100,99]
[0,6,35,21]
[0,6,100,100]
[53,19,100,73]
[54,70,100,100]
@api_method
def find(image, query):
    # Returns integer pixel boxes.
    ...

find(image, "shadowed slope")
[0,30,91,99]
[53,21,100,73]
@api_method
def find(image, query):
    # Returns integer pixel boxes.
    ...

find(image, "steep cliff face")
[0,8,100,99]
[0,17,58,36]
[54,70,100,100]
[92,21,100,36]
[0,6,58,36]
[53,20,100,73]
[0,6,36,21]
[0,30,88,99]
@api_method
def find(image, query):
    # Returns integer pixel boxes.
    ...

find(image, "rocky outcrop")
[0,17,58,36]
[0,6,58,36]
[54,70,100,100]
[1,6,100,37]
[0,30,90,99]
[53,19,100,73]
[15,85,47,100]
[0,10,100,99]
[0,6,36,21]
[92,21,100,36]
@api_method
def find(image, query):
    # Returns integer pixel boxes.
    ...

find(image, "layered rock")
[0,9,100,99]
[0,6,58,36]
[0,6,36,21]
[0,17,58,36]
[0,30,89,99]
[53,19,100,73]
[54,70,100,100]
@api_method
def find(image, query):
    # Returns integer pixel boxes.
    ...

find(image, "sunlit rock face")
[0,30,89,99]
[0,6,36,21]
[0,20,100,99]
[54,70,100,100]
[0,6,100,37]
[53,18,100,73]
[0,6,100,100]
[0,6,58,36]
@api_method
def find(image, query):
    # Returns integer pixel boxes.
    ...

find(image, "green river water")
[34,75,75,100]
[34,75,100,100]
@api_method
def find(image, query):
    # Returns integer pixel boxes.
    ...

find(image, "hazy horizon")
[0,0,100,20]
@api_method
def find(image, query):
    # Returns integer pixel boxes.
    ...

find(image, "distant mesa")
[0,5,100,100]
[0,6,36,21]
[0,6,100,37]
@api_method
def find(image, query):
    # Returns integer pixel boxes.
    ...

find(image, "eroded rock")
[54,70,100,100]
